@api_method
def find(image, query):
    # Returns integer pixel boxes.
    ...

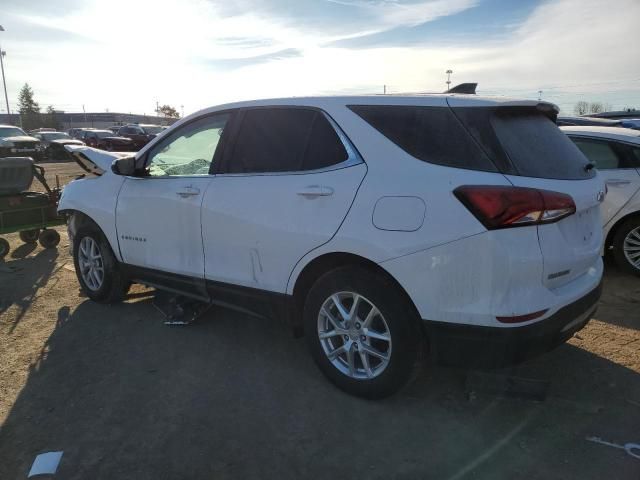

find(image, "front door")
[115,112,231,296]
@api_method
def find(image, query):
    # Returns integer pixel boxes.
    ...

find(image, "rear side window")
[227,108,348,174]
[348,105,497,172]
[569,138,623,169]
[631,146,640,166]
[453,107,595,180]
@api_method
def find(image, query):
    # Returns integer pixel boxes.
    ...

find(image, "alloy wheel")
[78,236,104,291]
[623,226,640,270]
[317,291,392,380]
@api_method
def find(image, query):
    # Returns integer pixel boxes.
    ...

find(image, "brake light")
[454,185,576,230]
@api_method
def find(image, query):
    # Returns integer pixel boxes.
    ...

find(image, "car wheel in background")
[613,217,640,277]
[304,266,423,399]
[0,238,9,258]
[38,229,60,249]
[72,226,129,303]
[19,229,40,244]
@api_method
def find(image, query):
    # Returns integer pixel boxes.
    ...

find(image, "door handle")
[176,186,200,198]
[296,185,334,198]
[606,179,631,187]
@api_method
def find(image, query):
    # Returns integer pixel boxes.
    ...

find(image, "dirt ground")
[1,162,639,479]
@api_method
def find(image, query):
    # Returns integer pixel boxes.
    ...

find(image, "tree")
[589,102,604,114]
[158,104,180,118]
[574,101,589,116]
[44,105,62,130]
[18,83,41,131]
[18,83,40,114]
[574,100,613,116]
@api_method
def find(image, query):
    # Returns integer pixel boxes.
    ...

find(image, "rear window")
[350,104,594,180]
[348,105,497,172]
[453,107,595,180]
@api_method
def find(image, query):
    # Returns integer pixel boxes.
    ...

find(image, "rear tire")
[612,218,640,276]
[19,229,40,244]
[0,238,9,258]
[304,266,423,399]
[73,226,129,303]
[38,229,60,249]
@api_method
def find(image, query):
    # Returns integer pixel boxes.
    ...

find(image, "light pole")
[0,26,11,122]
[446,69,453,92]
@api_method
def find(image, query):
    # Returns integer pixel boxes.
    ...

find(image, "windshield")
[94,131,115,139]
[42,132,71,141]
[0,127,28,138]
[142,126,164,135]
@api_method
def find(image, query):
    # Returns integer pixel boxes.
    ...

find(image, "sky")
[0,0,639,116]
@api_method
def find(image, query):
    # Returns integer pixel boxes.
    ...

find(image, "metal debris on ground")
[153,291,211,325]
[586,436,640,460]
[28,451,64,477]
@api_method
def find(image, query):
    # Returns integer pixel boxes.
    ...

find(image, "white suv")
[60,95,605,398]
[561,126,640,275]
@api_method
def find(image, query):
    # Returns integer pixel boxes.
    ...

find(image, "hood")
[107,136,134,142]
[52,139,84,145]
[0,135,40,143]
[64,145,132,175]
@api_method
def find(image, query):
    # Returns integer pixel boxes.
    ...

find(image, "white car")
[561,126,640,275]
[60,96,605,398]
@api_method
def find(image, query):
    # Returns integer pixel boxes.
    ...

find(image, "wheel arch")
[59,209,122,261]
[290,251,422,334]
[605,210,640,250]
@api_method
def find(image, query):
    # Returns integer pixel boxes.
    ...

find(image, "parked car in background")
[0,125,41,160]
[28,128,57,134]
[557,116,622,127]
[620,119,640,130]
[117,124,164,149]
[31,131,85,160]
[562,126,640,275]
[68,128,94,139]
[107,126,122,134]
[60,95,605,398]
[81,129,135,152]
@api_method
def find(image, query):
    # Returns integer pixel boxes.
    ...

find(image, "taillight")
[454,185,576,230]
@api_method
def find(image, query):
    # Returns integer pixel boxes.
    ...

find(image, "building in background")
[0,111,178,130]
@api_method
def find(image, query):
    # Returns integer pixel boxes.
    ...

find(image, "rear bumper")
[424,280,602,369]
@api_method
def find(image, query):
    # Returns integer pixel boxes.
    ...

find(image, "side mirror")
[111,156,137,176]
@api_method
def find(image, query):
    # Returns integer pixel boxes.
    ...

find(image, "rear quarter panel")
[287,102,511,293]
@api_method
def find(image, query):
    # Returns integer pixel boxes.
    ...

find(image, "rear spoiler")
[446,83,477,94]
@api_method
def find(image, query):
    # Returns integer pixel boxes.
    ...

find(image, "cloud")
[324,0,478,28]
[205,48,303,69]
[0,0,638,116]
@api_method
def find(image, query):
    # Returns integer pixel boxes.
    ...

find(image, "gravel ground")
[0,162,639,479]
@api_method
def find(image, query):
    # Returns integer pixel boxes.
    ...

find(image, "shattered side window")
[147,113,229,177]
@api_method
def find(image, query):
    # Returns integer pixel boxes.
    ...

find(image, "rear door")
[451,103,605,290]
[201,107,366,294]
[568,136,640,226]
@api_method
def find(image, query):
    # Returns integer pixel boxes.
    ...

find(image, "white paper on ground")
[28,451,63,477]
